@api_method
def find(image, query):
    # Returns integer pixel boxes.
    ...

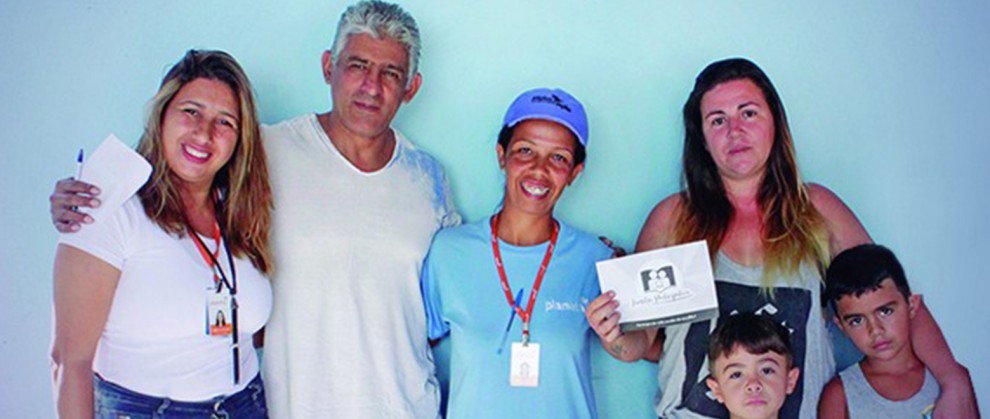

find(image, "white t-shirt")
[260,114,460,419]
[58,196,272,401]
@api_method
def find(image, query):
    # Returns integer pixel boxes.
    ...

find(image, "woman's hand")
[586,291,623,343]
[586,291,658,362]
[598,236,628,258]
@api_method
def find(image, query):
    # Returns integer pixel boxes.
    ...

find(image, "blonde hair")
[674,58,828,286]
[136,50,273,273]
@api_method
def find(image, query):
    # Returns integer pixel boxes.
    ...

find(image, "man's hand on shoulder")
[50,177,101,233]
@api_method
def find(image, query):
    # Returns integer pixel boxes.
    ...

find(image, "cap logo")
[531,94,571,113]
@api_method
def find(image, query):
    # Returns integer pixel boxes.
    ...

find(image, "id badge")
[206,288,232,336]
[510,342,540,387]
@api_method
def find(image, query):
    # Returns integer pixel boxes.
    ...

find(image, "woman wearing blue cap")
[421,88,612,418]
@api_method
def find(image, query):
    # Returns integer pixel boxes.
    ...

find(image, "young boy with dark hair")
[819,244,940,418]
[706,313,801,419]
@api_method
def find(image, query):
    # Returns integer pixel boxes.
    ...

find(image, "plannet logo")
[531,94,572,113]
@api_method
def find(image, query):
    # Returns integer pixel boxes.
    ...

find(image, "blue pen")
[75,148,84,180]
[496,288,525,354]
[71,149,84,212]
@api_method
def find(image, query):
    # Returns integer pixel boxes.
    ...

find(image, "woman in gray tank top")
[584,57,974,419]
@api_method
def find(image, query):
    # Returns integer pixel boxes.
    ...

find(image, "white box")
[595,240,718,331]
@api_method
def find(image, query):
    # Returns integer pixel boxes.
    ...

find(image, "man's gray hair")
[331,0,421,88]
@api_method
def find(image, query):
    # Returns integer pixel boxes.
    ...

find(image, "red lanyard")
[490,213,559,344]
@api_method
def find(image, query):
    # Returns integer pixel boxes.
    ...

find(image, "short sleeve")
[435,168,461,229]
[57,196,138,269]
[420,249,450,341]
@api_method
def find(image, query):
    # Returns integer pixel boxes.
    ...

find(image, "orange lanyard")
[188,217,241,385]
[190,221,224,288]
[490,213,559,344]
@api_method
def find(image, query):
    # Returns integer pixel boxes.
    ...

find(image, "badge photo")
[510,342,541,387]
[207,290,233,336]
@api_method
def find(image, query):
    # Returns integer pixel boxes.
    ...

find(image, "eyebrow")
[703,100,762,120]
[346,55,407,74]
[736,101,760,110]
[758,357,782,366]
[384,63,407,74]
[719,356,782,373]
[176,99,240,123]
[511,137,576,153]
[840,312,862,322]
[703,109,725,120]
[841,298,898,321]
[720,362,743,373]
[873,300,898,312]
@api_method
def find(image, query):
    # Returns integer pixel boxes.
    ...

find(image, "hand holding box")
[595,240,719,331]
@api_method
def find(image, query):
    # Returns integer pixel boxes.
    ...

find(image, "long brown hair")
[673,58,827,284]
[136,50,273,273]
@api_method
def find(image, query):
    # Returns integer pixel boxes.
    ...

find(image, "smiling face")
[497,119,584,219]
[706,346,799,419]
[324,33,421,142]
[835,278,919,363]
[161,77,240,195]
[700,78,775,183]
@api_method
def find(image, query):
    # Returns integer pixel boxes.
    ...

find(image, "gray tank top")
[839,363,938,418]
[654,252,834,419]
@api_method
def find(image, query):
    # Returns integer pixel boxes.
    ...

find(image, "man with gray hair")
[259,1,458,417]
[49,1,458,417]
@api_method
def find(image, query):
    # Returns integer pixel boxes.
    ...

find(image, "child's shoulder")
[817,374,849,419]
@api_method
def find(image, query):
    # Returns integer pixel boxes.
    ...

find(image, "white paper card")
[595,240,718,331]
[78,134,152,223]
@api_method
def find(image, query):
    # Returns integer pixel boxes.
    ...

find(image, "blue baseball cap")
[502,88,588,148]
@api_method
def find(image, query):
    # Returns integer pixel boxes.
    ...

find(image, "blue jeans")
[94,373,268,418]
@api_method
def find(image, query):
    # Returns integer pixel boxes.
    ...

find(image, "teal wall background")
[2,1,987,417]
